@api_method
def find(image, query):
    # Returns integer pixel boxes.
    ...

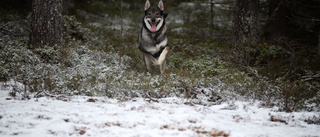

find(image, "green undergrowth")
[0,13,261,105]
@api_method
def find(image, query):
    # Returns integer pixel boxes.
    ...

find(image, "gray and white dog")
[139,0,169,74]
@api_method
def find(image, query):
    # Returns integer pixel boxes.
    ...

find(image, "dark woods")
[232,0,320,48]
[1,0,319,47]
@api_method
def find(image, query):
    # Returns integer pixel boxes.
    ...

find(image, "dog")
[138,0,169,74]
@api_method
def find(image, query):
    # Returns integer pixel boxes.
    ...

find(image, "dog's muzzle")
[145,17,163,32]
[150,18,158,32]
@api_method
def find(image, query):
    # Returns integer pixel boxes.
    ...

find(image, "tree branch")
[112,0,121,10]
[301,73,320,82]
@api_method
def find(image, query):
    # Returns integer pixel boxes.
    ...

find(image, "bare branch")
[301,73,320,82]
[112,0,121,10]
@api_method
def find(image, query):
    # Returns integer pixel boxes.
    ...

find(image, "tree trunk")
[318,29,320,56]
[30,0,63,47]
[232,0,260,45]
[210,0,214,29]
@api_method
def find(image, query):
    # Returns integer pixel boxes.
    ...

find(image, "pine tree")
[30,0,63,47]
[232,0,260,45]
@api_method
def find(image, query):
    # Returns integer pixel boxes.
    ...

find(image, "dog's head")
[143,0,168,32]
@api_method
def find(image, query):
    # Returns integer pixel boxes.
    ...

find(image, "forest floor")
[1,84,319,137]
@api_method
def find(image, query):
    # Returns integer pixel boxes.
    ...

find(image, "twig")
[210,0,236,5]
[35,91,70,101]
[0,22,17,30]
[0,27,12,34]
[112,0,121,10]
[261,0,284,35]
[245,66,266,81]
[120,0,123,66]
[301,73,320,82]
[0,23,13,35]
[112,0,123,66]
[145,91,159,103]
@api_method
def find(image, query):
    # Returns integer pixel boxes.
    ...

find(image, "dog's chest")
[151,33,158,38]
[145,35,167,55]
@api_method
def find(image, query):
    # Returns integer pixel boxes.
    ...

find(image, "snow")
[0,89,319,137]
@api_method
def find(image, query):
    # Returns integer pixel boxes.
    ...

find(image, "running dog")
[138,0,169,74]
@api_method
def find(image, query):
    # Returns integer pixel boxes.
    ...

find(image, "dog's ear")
[163,13,168,18]
[158,0,164,10]
[145,0,150,10]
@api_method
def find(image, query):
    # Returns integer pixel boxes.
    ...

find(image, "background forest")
[1,0,320,112]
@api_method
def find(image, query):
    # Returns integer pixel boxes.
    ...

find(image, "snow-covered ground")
[0,89,319,137]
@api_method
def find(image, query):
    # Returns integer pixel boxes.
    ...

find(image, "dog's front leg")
[159,46,169,74]
[155,37,168,65]
[158,46,169,65]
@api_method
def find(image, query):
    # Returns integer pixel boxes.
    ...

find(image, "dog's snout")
[152,18,156,22]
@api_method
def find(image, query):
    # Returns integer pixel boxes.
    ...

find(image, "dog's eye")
[156,13,160,16]
[148,12,151,16]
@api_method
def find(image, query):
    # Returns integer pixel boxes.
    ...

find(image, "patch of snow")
[178,2,197,7]
[0,89,319,137]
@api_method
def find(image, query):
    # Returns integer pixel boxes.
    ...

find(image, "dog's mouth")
[150,22,157,32]
[145,17,162,32]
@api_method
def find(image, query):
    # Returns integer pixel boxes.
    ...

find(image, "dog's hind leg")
[141,51,158,65]
[144,55,155,73]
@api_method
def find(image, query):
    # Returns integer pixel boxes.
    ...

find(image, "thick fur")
[139,0,169,74]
